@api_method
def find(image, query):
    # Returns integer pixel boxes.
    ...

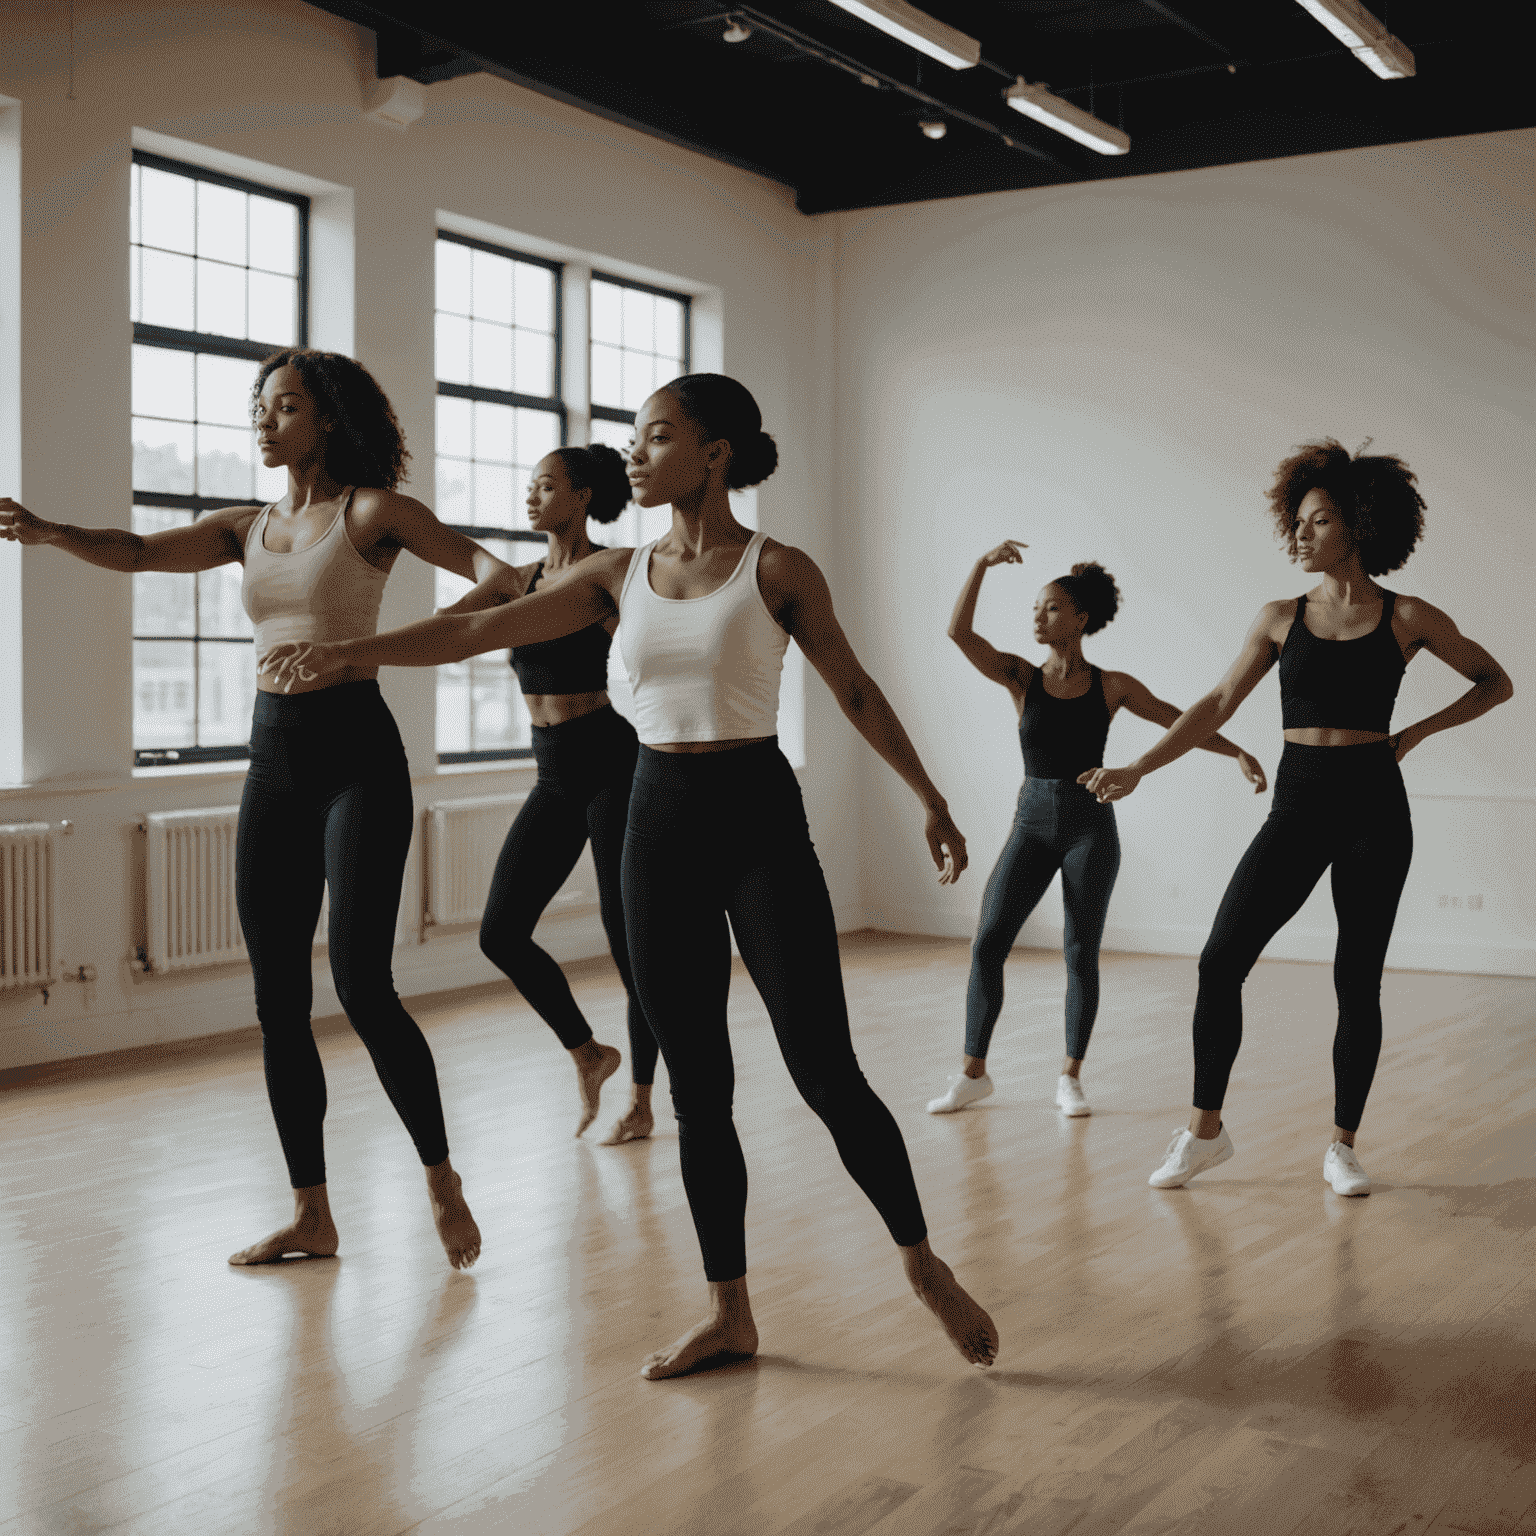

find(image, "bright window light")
[827,0,981,70]
[1293,0,1416,79]
[1005,80,1130,156]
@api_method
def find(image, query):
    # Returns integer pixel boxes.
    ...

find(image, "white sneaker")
[1054,1075,1090,1117]
[1148,1125,1235,1188]
[1324,1141,1371,1196]
[926,1073,994,1114]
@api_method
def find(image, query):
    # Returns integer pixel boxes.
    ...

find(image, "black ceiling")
[306,1,1533,214]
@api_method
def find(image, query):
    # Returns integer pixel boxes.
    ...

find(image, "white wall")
[832,129,1535,976]
[0,0,854,1071]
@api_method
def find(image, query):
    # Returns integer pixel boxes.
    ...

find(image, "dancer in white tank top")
[260,373,1000,1379]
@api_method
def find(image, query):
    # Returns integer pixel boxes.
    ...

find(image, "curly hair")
[660,373,779,489]
[1266,438,1425,575]
[251,349,410,491]
[552,443,631,525]
[1053,562,1121,635]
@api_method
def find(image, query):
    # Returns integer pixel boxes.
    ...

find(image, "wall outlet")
[1437,894,1485,911]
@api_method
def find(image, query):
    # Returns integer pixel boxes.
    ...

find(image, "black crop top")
[1279,591,1404,733]
[1019,665,1112,781]
[507,561,613,695]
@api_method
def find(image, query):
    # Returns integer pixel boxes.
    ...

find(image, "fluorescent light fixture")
[1005,79,1130,155]
[826,0,981,70]
[1293,0,1416,78]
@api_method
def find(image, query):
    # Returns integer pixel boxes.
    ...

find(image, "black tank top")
[1019,665,1111,781]
[508,561,613,695]
[1279,591,1404,733]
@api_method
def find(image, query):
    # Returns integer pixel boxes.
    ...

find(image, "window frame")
[587,269,692,437]
[130,149,310,768]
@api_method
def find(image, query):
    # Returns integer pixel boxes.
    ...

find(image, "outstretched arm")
[1111,672,1267,793]
[765,544,968,884]
[947,541,1031,698]
[0,496,248,572]
[1079,602,1285,802]
[1390,597,1513,759]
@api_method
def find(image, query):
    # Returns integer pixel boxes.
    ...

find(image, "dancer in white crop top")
[3,348,514,1273]
[262,372,1000,1380]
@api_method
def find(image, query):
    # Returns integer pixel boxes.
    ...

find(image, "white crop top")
[241,490,388,655]
[617,531,790,745]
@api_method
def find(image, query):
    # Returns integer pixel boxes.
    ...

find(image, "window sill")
[132,760,251,782]
[433,759,536,778]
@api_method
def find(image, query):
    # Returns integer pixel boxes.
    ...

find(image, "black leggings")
[1193,740,1413,1133]
[622,741,927,1282]
[237,682,449,1188]
[478,705,657,1084]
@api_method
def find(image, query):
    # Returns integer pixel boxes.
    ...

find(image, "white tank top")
[617,530,790,745]
[241,490,389,654]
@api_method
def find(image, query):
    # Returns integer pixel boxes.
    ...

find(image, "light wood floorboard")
[1,934,1532,1535]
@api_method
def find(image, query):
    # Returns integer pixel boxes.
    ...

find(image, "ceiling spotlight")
[918,119,947,139]
[827,1,981,71]
[722,20,752,44]
[1005,78,1130,156]
[1292,0,1415,78]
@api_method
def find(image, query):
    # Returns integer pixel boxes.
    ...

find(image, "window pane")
[132,344,194,422]
[436,239,471,315]
[198,560,252,639]
[655,298,684,358]
[247,270,296,345]
[473,462,516,529]
[197,182,246,266]
[248,197,298,275]
[515,409,560,468]
[514,263,553,332]
[437,394,472,459]
[468,655,526,751]
[473,400,514,464]
[197,353,258,428]
[590,344,622,409]
[140,248,195,330]
[436,458,471,526]
[435,566,475,611]
[132,418,194,493]
[436,662,472,755]
[197,423,254,501]
[130,246,142,324]
[621,351,654,412]
[470,319,512,392]
[130,162,141,246]
[140,167,195,254]
[514,330,553,399]
[588,416,634,452]
[132,508,195,638]
[591,281,622,345]
[471,248,513,324]
[196,258,245,338]
[622,287,655,352]
[436,313,471,386]
[197,641,256,747]
[133,640,197,749]
[255,459,286,503]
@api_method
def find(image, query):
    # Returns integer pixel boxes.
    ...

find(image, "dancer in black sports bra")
[931,542,1263,1120]
[1079,441,1512,1195]
[440,445,657,1143]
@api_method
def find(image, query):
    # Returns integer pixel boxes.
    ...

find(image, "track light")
[1004,79,1130,156]
[1292,0,1415,78]
[826,0,981,71]
[722,20,752,44]
[918,118,947,139]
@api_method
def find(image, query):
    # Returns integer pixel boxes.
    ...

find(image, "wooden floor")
[2,934,1533,1536]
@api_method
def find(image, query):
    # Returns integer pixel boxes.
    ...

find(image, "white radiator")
[424,792,598,929]
[0,822,57,993]
[142,807,247,973]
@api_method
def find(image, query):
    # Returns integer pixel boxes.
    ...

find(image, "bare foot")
[641,1277,758,1380]
[902,1239,998,1368]
[599,1105,654,1145]
[228,1188,338,1265]
[573,1042,623,1137]
[426,1162,481,1270]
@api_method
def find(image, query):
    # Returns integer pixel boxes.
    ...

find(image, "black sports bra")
[1279,591,1405,733]
[1019,665,1111,781]
[508,561,613,695]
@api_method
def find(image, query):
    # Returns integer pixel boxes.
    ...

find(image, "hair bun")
[728,430,778,490]
[557,442,632,524]
[1056,561,1121,634]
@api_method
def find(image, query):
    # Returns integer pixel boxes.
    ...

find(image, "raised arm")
[1109,672,1268,793]
[1391,596,1514,759]
[1079,601,1286,802]
[948,541,1031,699]
[0,496,249,572]
[764,543,967,884]
[258,547,628,688]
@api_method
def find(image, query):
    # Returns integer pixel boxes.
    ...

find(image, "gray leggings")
[965,777,1121,1061]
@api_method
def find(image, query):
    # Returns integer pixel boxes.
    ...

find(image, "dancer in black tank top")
[1079,441,1512,1195]
[439,445,658,1143]
[931,542,1264,1119]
